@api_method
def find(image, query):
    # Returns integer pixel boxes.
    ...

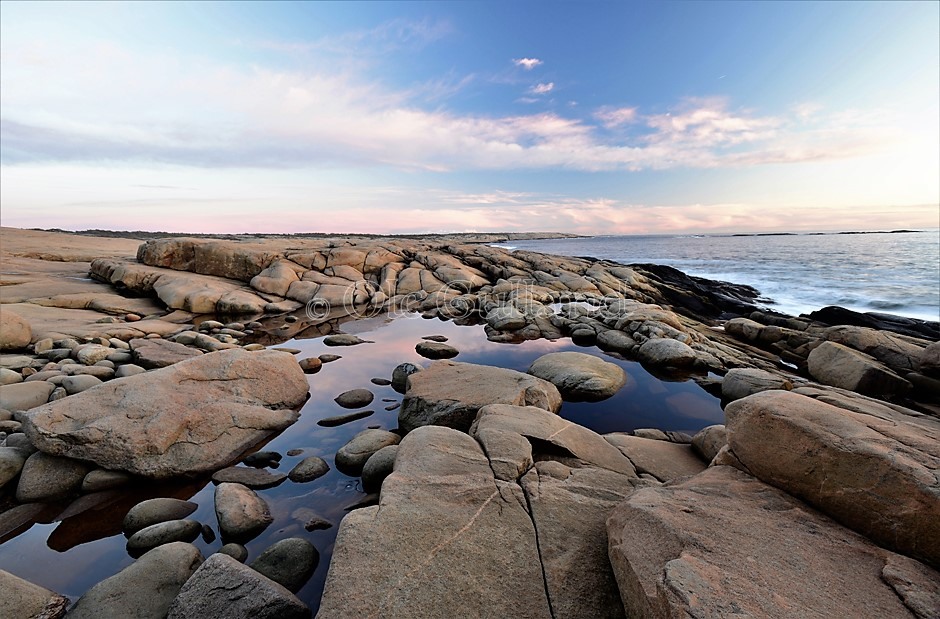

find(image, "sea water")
[496,230,940,322]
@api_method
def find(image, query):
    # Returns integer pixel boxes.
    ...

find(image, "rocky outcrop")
[725,390,940,567]
[607,465,940,619]
[527,352,627,401]
[807,341,911,396]
[20,349,308,478]
[399,361,562,432]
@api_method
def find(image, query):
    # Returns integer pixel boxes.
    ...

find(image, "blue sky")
[1,1,937,234]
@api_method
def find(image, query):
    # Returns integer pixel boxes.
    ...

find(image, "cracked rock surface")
[18,349,309,478]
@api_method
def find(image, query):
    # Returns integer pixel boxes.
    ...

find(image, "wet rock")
[726,390,940,567]
[130,337,202,369]
[81,468,131,492]
[167,553,310,619]
[721,368,793,401]
[333,388,374,409]
[595,329,636,353]
[607,465,940,619]
[123,498,199,535]
[287,456,329,483]
[605,433,706,482]
[127,519,202,555]
[370,377,392,386]
[115,364,147,379]
[414,340,459,359]
[214,482,272,542]
[400,361,562,432]
[485,306,526,331]
[807,341,911,396]
[421,335,448,342]
[211,466,287,489]
[323,334,369,346]
[0,309,32,351]
[20,349,308,478]
[67,542,203,619]
[298,357,321,374]
[4,432,36,455]
[636,337,698,368]
[527,351,627,401]
[61,374,103,395]
[361,444,398,493]
[217,543,248,562]
[0,447,27,489]
[391,362,421,393]
[335,429,401,475]
[15,452,91,502]
[242,450,282,467]
[318,354,342,363]
[0,568,69,619]
[74,344,112,365]
[249,537,319,593]
[316,409,374,427]
[0,381,55,412]
[691,424,727,462]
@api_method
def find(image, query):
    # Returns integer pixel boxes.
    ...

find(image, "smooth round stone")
[82,469,131,492]
[61,375,103,395]
[391,362,422,393]
[211,466,287,489]
[323,334,370,346]
[285,448,304,457]
[287,456,330,483]
[527,351,628,402]
[0,447,27,489]
[0,408,11,421]
[285,316,299,323]
[127,519,201,556]
[115,364,147,378]
[123,498,199,535]
[217,543,248,562]
[242,451,283,468]
[335,429,401,476]
[571,328,597,346]
[107,351,134,364]
[15,452,92,502]
[44,348,72,362]
[370,377,392,386]
[48,386,67,401]
[361,445,399,493]
[298,357,322,374]
[415,341,459,360]
[68,365,114,379]
[421,335,449,342]
[0,368,23,385]
[334,388,374,409]
[318,354,342,363]
[4,432,36,456]
[242,343,265,351]
[94,360,116,369]
[0,420,22,433]
[109,338,131,350]
[249,537,319,593]
[214,482,272,542]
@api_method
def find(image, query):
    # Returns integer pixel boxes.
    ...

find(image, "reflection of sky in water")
[0,312,723,613]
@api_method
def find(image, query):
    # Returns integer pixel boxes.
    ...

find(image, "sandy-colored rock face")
[0,308,31,350]
[725,390,940,567]
[20,349,309,478]
[607,465,940,619]
[807,340,912,396]
[0,568,70,619]
[399,361,562,432]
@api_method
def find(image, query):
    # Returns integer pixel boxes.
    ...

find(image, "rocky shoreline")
[1,226,938,618]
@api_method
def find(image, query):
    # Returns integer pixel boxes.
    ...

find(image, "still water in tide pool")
[0,311,723,613]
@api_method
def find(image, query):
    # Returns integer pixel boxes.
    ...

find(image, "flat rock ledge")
[607,465,940,619]
[18,349,309,478]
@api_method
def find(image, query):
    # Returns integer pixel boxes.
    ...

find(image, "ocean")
[494,230,940,322]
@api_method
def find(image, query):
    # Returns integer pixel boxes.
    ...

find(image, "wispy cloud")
[594,106,637,128]
[530,82,554,95]
[513,57,542,70]
[0,39,900,174]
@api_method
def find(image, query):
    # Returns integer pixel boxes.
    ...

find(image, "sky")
[1,1,938,235]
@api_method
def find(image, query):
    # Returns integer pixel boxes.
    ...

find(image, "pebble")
[242,451,283,468]
[370,377,392,386]
[317,410,374,427]
[318,354,342,363]
[421,335,449,342]
[126,519,202,556]
[415,341,459,359]
[285,448,304,456]
[81,469,131,492]
[287,456,330,483]
[124,498,199,535]
[62,375,103,395]
[214,482,272,542]
[323,334,371,346]
[249,537,319,593]
[334,388,374,409]
[335,429,401,476]
[115,364,147,378]
[211,466,287,489]
[217,543,248,562]
[298,357,322,374]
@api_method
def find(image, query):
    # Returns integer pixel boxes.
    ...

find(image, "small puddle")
[0,311,724,613]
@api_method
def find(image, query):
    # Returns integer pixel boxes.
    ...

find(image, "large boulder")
[807,341,911,396]
[399,361,562,432]
[19,349,308,478]
[214,482,272,542]
[607,465,940,619]
[527,352,627,401]
[66,542,203,619]
[725,390,940,567]
[167,553,310,619]
[317,426,553,619]
[636,338,697,368]
[0,309,31,350]
[824,325,926,374]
